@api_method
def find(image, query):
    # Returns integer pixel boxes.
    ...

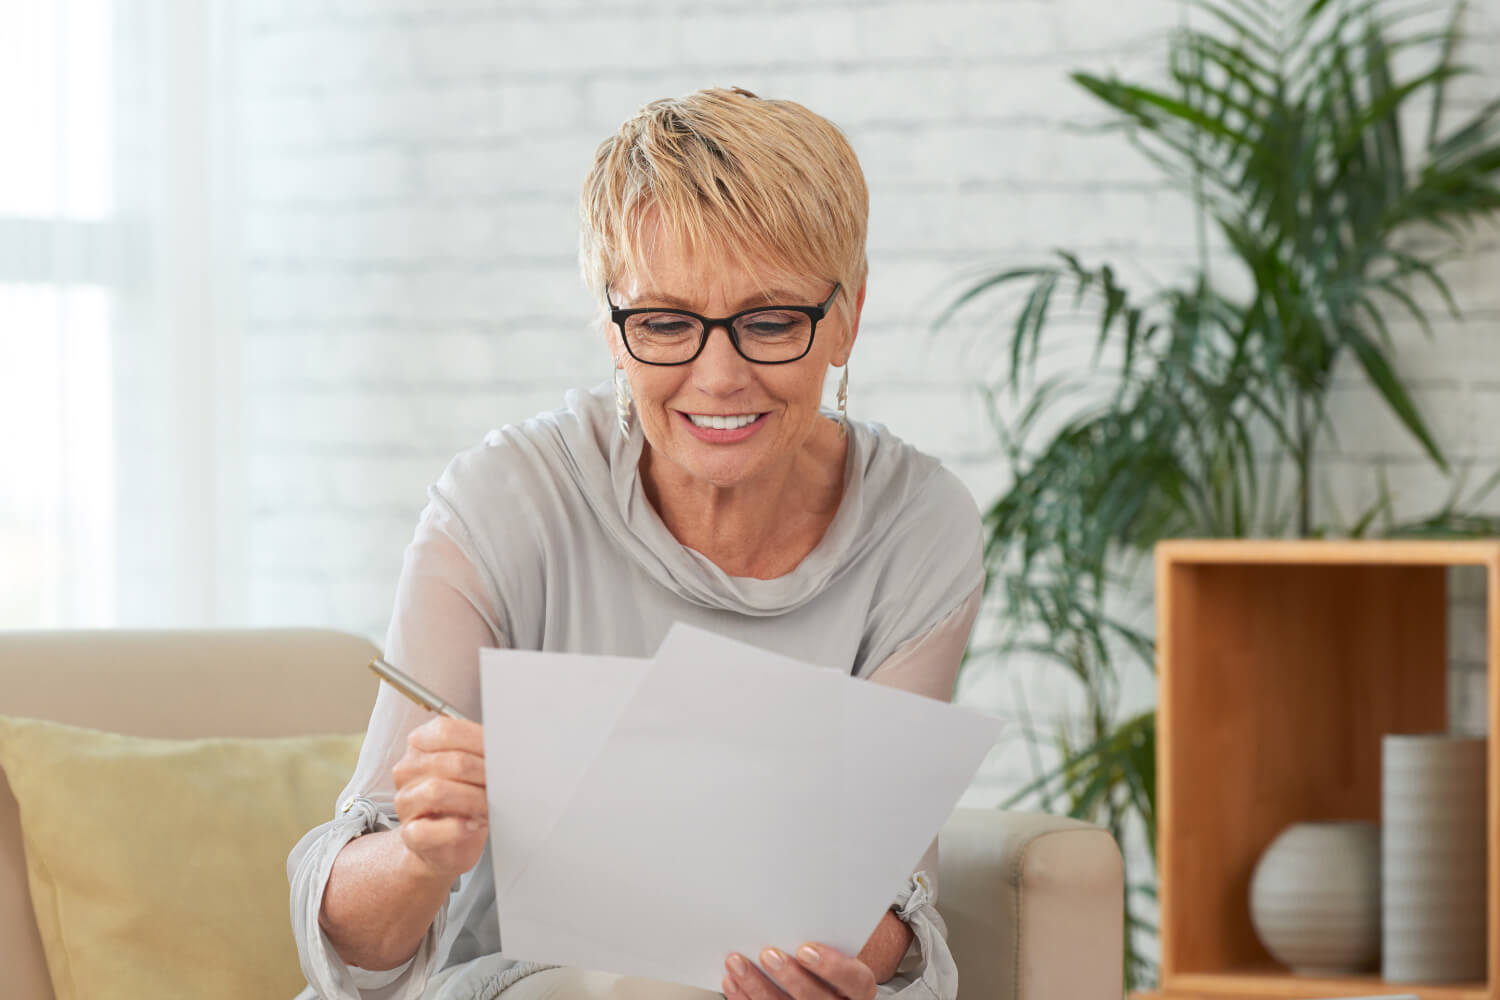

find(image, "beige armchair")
[0,629,1123,1000]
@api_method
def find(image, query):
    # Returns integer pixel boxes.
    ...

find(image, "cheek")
[786,371,830,408]
[628,370,677,411]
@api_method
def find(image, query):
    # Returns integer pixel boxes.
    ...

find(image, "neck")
[640,419,848,579]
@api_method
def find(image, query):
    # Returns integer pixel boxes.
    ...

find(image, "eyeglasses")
[608,283,841,366]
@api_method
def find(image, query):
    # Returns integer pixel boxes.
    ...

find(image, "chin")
[680,451,762,489]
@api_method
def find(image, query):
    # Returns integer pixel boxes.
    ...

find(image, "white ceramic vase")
[1382,734,1487,983]
[1249,820,1382,974]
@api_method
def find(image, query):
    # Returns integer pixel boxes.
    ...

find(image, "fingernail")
[761,948,784,970]
[727,954,748,976]
[798,945,820,965]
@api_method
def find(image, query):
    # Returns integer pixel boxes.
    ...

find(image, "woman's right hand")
[392,716,489,884]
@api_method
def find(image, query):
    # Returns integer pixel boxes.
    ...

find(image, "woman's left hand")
[722,943,876,1000]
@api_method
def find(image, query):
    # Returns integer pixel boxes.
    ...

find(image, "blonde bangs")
[580,88,868,306]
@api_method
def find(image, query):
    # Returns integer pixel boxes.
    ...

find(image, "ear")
[600,310,624,363]
[832,280,866,367]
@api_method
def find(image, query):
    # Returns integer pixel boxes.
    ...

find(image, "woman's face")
[609,232,861,493]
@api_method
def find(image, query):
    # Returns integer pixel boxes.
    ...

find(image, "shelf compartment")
[1143,540,1500,1000]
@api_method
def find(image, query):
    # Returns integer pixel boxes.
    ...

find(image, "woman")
[289,87,983,1000]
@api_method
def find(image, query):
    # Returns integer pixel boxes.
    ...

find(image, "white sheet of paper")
[479,625,1000,991]
[481,651,650,902]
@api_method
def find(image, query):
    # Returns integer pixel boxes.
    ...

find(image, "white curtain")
[0,0,243,628]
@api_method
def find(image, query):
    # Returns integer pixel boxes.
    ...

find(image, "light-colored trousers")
[424,961,723,1000]
[501,970,719,1000]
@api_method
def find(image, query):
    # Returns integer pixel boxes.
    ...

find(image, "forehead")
[613,227,815,308]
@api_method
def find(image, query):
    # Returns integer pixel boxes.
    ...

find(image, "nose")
[690,322,752,392]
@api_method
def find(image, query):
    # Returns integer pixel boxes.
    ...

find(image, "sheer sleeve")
[864,583,982,1000]
[288,491,506,1000]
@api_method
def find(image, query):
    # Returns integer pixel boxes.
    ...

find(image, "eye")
[637,316,697,337]
[740,312,805,338]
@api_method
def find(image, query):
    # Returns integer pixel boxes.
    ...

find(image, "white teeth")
[688,413,759,430]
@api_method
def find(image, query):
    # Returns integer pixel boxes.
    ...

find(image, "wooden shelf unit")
[1139,540,1500,1000]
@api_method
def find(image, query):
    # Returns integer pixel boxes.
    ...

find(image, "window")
[0,0,118,626]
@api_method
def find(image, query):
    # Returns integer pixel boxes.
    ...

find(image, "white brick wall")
[232,0,1500,812]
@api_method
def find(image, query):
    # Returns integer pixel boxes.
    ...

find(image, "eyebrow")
[628,289,806,311]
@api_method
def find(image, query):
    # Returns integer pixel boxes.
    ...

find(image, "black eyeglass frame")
[607,283,842,366]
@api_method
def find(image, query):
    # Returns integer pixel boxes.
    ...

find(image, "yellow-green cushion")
[0,716,362,1000]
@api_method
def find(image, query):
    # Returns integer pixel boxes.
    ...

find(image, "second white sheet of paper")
[479,623,1000,991]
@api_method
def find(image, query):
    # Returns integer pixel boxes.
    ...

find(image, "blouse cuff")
[877,871,957,1000]
[291,796,447,1000]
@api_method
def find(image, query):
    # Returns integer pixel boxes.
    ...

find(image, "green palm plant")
[944,0,1500,988]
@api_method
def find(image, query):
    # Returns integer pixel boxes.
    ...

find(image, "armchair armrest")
[938,809,1123,1000]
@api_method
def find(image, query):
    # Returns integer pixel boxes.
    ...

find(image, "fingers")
[392,718,487,812]
[407,716,485,756]
[391,717,490,883]
[398,814,488,881]
[393,775,487,880]
[400,814,487,853]
[723,954,793,1000]
[724,948,862,1000]
[790,944,876,1000]
[721,971,749,1000]
[392,747,486,789]
[393,774,488,823]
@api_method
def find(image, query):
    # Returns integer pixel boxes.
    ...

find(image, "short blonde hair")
[579,87,869,306]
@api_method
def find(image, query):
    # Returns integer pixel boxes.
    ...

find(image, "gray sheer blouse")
[288,384,985,1000]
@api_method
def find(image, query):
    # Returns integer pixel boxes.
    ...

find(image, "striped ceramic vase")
[1382,734,1487,983]
[1250,820,1382,974]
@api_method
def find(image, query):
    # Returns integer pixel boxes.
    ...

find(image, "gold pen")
[367,657,472,722]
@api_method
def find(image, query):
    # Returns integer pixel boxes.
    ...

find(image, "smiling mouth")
[684,413,764,430]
